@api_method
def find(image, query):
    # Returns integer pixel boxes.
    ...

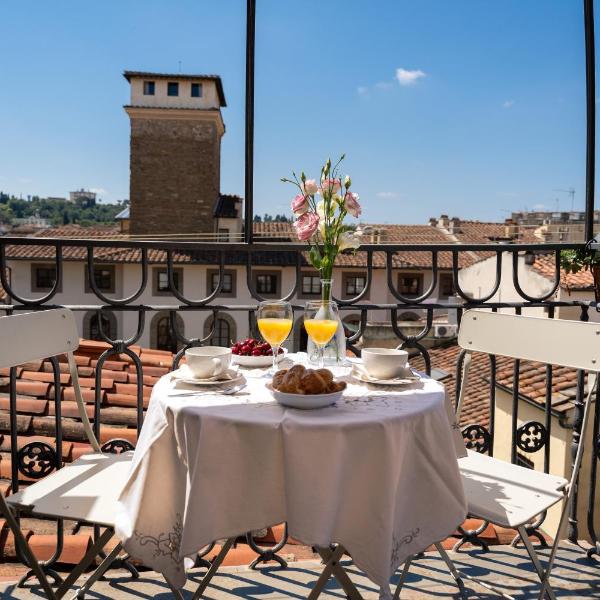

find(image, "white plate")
[351,365,419,386]
[267,383,344,410]
[233,348,288,368]
[179,373,245,386]
[173,366,245,387]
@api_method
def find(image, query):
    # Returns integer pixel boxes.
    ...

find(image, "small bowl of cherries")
[231,338,287,368]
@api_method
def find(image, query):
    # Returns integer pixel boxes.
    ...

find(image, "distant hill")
[0,192,127,227]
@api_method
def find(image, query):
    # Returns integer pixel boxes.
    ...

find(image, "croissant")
[272,365,346,396]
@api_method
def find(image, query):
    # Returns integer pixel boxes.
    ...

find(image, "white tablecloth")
[115,357,466,597]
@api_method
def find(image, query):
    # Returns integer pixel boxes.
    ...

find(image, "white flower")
[319,220,327,239]
[339,231,361,251]
[316,198,339,219]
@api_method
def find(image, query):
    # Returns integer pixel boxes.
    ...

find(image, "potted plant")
[560,241,600,302]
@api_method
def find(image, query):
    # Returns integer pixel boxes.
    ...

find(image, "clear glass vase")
[306,278,346,366]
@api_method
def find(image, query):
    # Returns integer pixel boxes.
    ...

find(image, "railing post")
[244,0,256,243]
[584,0,596,240]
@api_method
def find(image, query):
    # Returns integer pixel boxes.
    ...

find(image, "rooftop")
[2,218,542,270]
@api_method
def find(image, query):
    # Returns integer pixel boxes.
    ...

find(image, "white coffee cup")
[185,347,232,379]
[361,347,409,380]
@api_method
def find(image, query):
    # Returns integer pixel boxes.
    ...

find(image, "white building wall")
[5,259,453,349]
[129,78,220,110]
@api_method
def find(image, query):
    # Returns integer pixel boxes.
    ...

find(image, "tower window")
[191,83,202,98]
[167,82,179,96]
[143,81,155,95]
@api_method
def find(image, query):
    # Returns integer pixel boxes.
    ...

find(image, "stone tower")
[123,71,226,236]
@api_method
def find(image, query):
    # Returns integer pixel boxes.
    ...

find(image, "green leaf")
[309,246,322,270]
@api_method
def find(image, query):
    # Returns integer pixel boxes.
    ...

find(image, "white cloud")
[376,191,401,199]
[357,86,369,96]
[503,99,515,109]
[395,68,426,86]
[90,187,108,195]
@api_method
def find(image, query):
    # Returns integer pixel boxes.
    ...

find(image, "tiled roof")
[3,220,540,271]
[0,340,173,463]
[412,340,586,430]
[531,254,595,291]
[411,343,493,427]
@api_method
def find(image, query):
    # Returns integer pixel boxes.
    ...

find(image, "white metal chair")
[394,310,599,600]
[0,309,183,600]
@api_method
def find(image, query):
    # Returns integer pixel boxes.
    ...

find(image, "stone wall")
[129,116,221,235]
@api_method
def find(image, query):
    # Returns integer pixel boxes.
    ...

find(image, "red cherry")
[251,348,262,356]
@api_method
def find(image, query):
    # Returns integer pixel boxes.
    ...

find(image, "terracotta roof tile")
[4,219,538,271]
[531,253,595,290]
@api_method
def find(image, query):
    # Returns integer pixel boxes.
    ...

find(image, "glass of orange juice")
[304,300,339,369]
[256,301,293,373]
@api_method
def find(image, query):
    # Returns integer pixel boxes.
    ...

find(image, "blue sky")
[0,1,591,224]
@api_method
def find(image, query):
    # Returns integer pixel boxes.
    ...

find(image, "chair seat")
[7,452,133,528]
[458,450,567,528]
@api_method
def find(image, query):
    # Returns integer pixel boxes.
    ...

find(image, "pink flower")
[301,179,318,195]
[294,212,320,241]
[321,178,341,195]
[291,193,309,216]
[344,192,362,218]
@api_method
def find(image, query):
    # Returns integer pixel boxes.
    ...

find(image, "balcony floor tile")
[0,541,598,599]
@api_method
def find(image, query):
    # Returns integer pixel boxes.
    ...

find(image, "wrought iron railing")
[1,236,599,582]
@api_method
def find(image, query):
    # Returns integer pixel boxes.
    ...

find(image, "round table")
[115,356,466,597]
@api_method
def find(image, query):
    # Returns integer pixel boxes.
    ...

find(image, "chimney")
[438,215,450,229]
[449,217,461,234]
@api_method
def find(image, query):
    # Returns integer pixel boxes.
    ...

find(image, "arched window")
[84,310,117,341]
[398,311,420,322]
[203,313,237,347]
[150,311,184,353]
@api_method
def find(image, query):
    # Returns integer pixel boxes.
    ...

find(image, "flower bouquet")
[282,155,362,363]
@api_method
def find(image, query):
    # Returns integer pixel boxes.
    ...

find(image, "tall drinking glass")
[256,301,293,373]
[304,300,339,369]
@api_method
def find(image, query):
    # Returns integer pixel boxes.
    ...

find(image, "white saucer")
[180,373,245,386]
[173,366,244,386]
[351,364,420,386]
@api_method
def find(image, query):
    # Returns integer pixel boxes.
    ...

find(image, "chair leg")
[68,541,124,599]
[392,554,414,600]
[517,525,557,600]
[434,543,464,587]
[191,536,236,600]
[55,528,114,599]
[0,497,58,600]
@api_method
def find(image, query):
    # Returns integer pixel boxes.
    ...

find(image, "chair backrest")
[0,309,80,368]
[0,309,100,452]
[458,309,600,372]
[457,309,598,489]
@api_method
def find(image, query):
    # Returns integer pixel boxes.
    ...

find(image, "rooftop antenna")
[554,187,575,211]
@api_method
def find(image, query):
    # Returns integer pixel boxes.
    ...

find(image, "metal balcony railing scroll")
[0,236,599,580]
